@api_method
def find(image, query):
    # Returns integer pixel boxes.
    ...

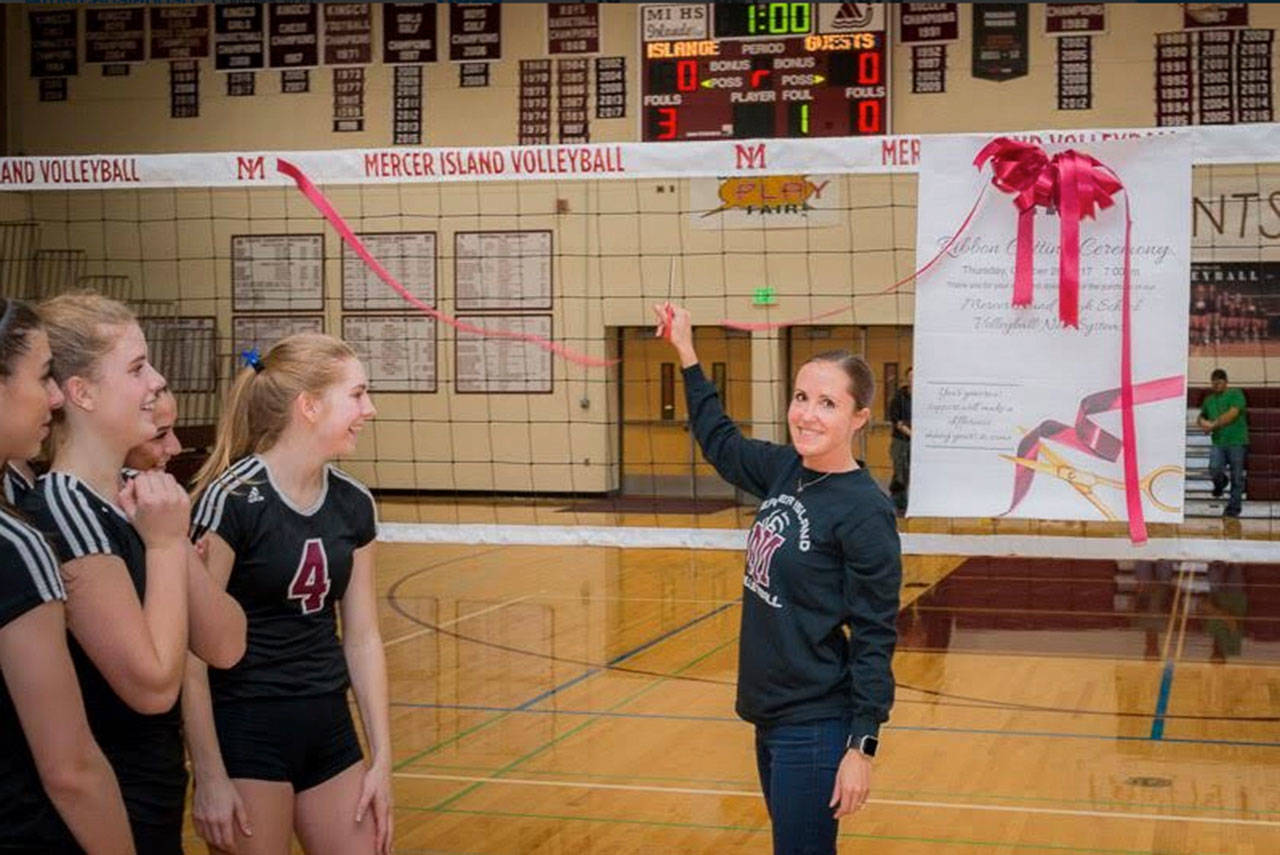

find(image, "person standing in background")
[1197,368,1249,518]
[888,368,912,516]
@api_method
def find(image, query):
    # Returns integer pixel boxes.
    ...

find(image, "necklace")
[796,471,833,494]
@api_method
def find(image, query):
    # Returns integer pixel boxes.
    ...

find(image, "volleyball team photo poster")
[910,134,1192,524]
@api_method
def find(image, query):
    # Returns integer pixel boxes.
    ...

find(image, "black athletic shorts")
[213,693,364,792]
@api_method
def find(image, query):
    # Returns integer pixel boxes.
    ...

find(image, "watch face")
[860,735,879,757]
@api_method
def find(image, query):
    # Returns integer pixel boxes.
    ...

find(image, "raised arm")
[654,302,793,497]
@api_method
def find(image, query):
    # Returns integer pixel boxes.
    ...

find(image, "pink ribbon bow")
[973,138,1123,328]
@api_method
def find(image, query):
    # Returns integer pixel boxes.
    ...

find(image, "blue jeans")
[754,716,850,855]
[1209,444,1247,514]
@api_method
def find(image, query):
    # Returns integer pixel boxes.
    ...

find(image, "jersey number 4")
[288,538,332,615]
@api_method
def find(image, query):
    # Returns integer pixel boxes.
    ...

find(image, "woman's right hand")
[652,302,698,367]
[120,471,190,550]
[192,771,253,851]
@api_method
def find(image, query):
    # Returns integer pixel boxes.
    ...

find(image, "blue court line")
[1150,660,1176,740]
[391,700,1280,750]
[512,601,736,711]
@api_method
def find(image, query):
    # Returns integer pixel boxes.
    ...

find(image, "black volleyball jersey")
[0,508,77,849]
[3,463,33,506]
[190,456,377,702]
[22,472,187,830]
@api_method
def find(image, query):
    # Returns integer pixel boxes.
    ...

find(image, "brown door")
[619,326,752,497]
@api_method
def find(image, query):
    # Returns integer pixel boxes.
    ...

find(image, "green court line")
[396,805,1211,855]
[428,634,737,811]
[398,761,1280,818]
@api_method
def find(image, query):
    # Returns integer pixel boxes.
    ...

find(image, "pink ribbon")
[973,137,1122,329]
[276,158,617,368]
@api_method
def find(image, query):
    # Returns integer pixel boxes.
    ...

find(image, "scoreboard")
[641,3,889,142]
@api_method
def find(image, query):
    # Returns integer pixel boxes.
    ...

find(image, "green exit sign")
[753,287,777,306]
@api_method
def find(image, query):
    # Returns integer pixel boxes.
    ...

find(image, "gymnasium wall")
[2,4,1277,493]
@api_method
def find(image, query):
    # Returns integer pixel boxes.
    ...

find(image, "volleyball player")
[124,386,182,474]
[0,297,134,854]
[655,302,901,855]
[187,333,391,855]
[25,293,194,854]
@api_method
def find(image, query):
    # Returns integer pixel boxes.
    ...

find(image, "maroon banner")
[323,3,372,65]
[558,58,589,143]
[170,61,199,118]
[548,3,599,55]
[972,4,1028,81]
[595,56,626,119]
[912,44,946,93]
[29,11,77,78]
[450,3,501,61]
[150,6,211,61]
[1057,36,1092,109]
[899,3,959,44]
[519,59,552,145]
[269,4,319,68]
[86,8,146,64]
[383,3,438,64]
[215,4,265,71]
[1045,3,1106,36]
[1183,3,1248,29]
[333,67,365,132]
[393,65,422,144]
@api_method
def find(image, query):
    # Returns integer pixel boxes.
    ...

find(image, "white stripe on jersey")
[0,512,65,603]
[41,473,113,558]
[3,464,31,505]
[192,457,264,538]
[328,466,379,526]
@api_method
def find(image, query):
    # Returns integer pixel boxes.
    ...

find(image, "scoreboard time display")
[641,2,889,141]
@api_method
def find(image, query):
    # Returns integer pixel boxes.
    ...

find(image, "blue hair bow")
[240,347,264,373]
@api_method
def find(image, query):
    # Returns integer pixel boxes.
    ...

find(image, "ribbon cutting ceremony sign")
[910,133,1191,535]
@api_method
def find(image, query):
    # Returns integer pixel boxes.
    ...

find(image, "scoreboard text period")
[641,3,889,141]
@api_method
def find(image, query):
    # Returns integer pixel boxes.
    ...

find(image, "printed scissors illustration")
[1000,441,1183,521]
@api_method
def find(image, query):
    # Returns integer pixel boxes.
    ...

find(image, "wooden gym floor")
[182,503,1280,853]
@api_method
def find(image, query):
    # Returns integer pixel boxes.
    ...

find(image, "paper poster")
[911,134,1192,523]
[455,314,553,393]
[342,314,436,392]
[690,175,841,228]
[231,234,324,312]
[231,314,324,358]
[455,231,552,310]
[342,231,435,310]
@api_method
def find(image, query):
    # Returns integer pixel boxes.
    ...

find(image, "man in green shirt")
[1197,368,1249,518]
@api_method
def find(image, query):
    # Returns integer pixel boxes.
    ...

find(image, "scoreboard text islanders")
[641,2,890,141]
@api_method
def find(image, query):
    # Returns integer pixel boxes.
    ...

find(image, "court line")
[387,700,1280,749]
[397,806,1202,855]
[400,773,1280,829]
[379,521,1280,561]
[392,601,736,771]
[384,594,533,648]
[428,632,740,812]
[400,760,1280,817]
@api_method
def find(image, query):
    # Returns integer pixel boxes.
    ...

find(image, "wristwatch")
[849,734,878,758]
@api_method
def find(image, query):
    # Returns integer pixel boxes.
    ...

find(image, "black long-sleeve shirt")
[684,364,901,745]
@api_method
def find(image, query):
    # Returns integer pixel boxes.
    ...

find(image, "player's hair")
[0,298,44,514]
[1211,368,1228,382]
[803,350,875,412]
[38,293,137,385]
[192,333,358,498]
[38,293,138,454]
[0,298,43,382]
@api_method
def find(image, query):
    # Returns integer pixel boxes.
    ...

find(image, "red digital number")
[858,51,882,85]
[676,59,698,92]
[655,106,678,140]
[288,538,331,615]
[856,100,882,134]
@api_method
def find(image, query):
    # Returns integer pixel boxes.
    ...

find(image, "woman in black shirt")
[656,302,901,855]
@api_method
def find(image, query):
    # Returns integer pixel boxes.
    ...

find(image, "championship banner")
[0,124,1276,190]
[910,134,1192,529]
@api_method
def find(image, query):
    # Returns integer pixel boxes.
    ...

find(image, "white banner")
[0,124,1278,190]
[910,134,1192,525]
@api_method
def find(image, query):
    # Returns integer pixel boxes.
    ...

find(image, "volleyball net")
[0,125,1277,554]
